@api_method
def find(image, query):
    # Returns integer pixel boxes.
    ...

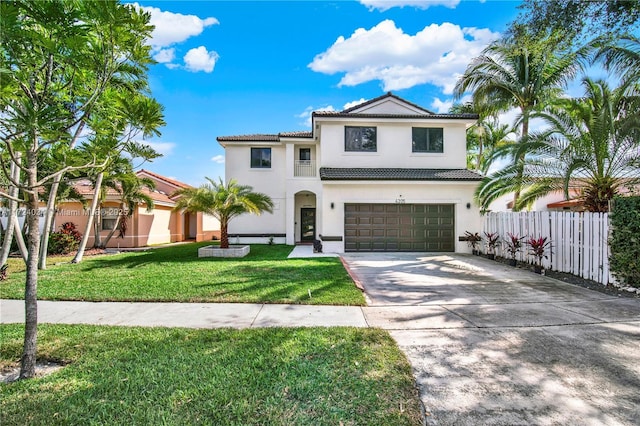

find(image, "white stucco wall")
[319,181,482,253]
[224,143,287,237]
[318,121,467,169]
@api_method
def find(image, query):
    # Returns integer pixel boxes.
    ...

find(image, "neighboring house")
[217,92,483,253]
[489,190,586,212]
[53,169,220,248]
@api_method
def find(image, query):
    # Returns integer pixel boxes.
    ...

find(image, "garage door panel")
[345,203,454,252]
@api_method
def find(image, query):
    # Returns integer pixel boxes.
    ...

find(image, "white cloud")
[131,3,219,49]
[296,105,336,127]
[430,94,471,113]
[211,155,225,164]
[144,141,176,156]
[153,48,175,64]
[342,98,368,110]
[360,0,460,11]
[184,46,219,73]
[309,20,499,93]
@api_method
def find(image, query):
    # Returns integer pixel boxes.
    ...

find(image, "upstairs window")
[412,128,444,153]
[299,148,311,162]
[345,126,377,152]
[251,148,271,168]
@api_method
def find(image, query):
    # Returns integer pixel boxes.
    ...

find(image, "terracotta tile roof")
[216,132,313,142]
[319,167,483,181]
[340,92,435,114]
[313,111,479,120]
[546,199,584,208]
[137,169,191,189]
[141,187,175,205]
[216,134,280,142]
[72,179,121,196]
[69,178,177,206]
[278,131,313,138]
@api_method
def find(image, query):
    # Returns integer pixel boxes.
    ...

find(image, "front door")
[300,208,316,242]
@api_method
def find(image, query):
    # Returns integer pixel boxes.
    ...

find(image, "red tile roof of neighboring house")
[137,169,191,189]
[68,169,191,207]
[547,199,584,209]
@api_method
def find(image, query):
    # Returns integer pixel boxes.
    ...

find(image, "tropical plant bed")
[491,256,639,298]
[0,243,365,306]
[0,324,423,425]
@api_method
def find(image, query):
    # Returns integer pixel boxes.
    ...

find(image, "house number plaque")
[395,198,406,204]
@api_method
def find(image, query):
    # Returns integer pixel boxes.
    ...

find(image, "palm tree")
[475,78,640,212]
[454,36,579,209]
[172,178,274,249]
[100,172,155,248]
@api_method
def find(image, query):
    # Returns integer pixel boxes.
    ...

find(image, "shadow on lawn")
[78,243,298,271]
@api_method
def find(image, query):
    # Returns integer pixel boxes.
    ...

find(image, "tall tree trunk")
[220,219,229,249]
[93,205,102,248]
[39,121,86,270]
[72,172,103,264]
[38,175,61,270]
[512,113,529,210]
[0,153,24,265]
[20,150,40,379]
[12,219,28,262]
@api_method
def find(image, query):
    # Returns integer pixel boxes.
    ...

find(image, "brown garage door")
[344,204,455,252]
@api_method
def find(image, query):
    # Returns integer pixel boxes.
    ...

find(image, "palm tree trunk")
[512,113,529,210]
[72,172,103,264]
[93,205,103,248]
[38,175,61,270]
[220,219,229,249]
[39,122,86,270]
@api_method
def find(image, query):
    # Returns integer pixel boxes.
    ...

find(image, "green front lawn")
[0,243,364,305]
[0,324,422,425]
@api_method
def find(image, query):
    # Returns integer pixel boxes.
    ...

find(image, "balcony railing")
[294,160,316,177]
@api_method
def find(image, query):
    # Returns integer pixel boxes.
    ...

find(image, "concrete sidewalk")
[0,300,368,329]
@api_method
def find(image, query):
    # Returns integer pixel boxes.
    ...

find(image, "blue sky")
[132,0,523,185]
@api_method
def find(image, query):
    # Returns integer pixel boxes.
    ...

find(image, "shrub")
[609,196,640,287]
[49,222,82,255]
[483,231,500,254]
[504,232,525,260]
[526,236,552,267]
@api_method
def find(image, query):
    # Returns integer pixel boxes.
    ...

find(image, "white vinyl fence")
[483,211,613,285]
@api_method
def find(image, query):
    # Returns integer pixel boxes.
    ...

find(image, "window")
[299,148,311,162]
[412,128,444,153]
[345,126,377,152]
[101,208,118,231]
[251,148,271,168]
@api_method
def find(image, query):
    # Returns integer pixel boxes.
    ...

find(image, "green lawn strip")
[1,243,365,306]
[0,324,422,425]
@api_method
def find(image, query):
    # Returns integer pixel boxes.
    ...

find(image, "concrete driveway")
[344,253,640,426]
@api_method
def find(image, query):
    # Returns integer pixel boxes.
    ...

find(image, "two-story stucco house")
[217,93,483,253]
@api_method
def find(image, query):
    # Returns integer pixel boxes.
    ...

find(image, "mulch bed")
[489,255,639,299]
